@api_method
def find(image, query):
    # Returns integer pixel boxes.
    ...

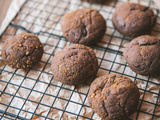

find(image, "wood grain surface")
[0,0,159,27]
[0,0,12,26]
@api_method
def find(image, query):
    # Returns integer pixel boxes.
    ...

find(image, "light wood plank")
[0,0,12,26]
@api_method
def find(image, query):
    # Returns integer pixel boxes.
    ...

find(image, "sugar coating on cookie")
[1,32,44,69]
[123,35,160,76]
[61,8,106,45]
[112,3,157,37]
[51,44,98,85]
[88,74,140,120]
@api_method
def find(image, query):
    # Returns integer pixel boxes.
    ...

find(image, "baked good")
[123,35,160,76]
[51,44,98,85]
[60,8,106,45]
[112,3,157,37]
[81,0,106,3]
[1,32,43,69]
[88,74,140,120]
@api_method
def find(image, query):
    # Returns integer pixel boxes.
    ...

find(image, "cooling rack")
[0,0,160,119]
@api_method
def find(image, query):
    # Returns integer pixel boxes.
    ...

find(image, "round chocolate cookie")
[81,0,106,3]
[112,3,157,37]
[88,74,140,120]
[123,35,160,76]
[51,44,98,85]
[60,8,106,45]
[1,32,43,69]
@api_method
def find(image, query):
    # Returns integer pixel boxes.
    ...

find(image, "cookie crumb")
[23,65,26,68]
[19,44,22,47]
[16,64,20,68]
[26,51,29,55]
[80,15,83,18]
[24,36,28,39]
[65,33,68,36]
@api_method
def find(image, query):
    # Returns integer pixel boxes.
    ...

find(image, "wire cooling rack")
[0,0,160,119]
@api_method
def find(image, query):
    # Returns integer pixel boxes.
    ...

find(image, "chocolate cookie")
[81,0,106,3]
[1,33,43,69]
[123,35,160,76]
[61,8,106,45]
[51,44,98,85]
[88,74,140,120]
[112,3,157,37]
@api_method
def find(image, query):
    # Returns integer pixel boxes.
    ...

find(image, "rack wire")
[0,0,160,119]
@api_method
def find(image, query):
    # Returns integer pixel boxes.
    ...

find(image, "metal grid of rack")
[0,0,160,119]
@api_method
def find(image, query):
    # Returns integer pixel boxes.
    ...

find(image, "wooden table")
[0,0,159,27]
[0,0,12,26]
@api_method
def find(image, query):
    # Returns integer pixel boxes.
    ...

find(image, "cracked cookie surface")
[2,32,44,69]
[60,8,106,45]
[88,74,140,120]
[112,3,157,37]
[123,35,160,76]
[51,44,98,85]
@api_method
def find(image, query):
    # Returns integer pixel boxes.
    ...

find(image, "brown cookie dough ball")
[81,0,106,3]
[123,35,160,76]
[51,44,98,85]
[1,33,43,69]
[88,74,140,120]
[112,3,157,37]
[61,8,106,45]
